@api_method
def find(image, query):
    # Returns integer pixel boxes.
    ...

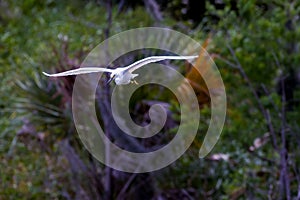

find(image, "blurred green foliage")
[1,0,300,199]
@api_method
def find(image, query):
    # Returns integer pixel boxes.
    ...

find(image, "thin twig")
[227,44,266,115]
[214,54,239,69]
[261,84,280,115]
[116,174,137,200]
[265,109,279,152]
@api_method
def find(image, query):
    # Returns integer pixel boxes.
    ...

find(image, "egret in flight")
[43,55,198,85]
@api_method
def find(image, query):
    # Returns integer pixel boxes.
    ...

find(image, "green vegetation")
[1,0,299,199]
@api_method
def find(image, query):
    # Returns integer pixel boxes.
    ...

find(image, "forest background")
[0,0,300,199]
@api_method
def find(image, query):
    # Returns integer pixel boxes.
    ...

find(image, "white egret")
[43,55,198,85]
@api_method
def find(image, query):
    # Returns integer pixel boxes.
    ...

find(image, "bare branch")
[279,77,291,200]
[226,44,280,153]
[143,0,163,21]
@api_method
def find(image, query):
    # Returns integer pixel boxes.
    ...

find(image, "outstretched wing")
[43,67,114,77]
[125,55,198,73]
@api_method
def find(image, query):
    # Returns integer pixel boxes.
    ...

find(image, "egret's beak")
[106,75,114,85]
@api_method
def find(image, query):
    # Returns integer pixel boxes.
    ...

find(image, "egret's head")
[106,70,138,85]
[107,73,116,84]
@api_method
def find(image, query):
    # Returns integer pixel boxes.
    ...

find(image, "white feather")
[43,55,198,85]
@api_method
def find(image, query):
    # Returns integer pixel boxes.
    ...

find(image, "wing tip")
[42,71,60,77]
[42,72,52,76]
